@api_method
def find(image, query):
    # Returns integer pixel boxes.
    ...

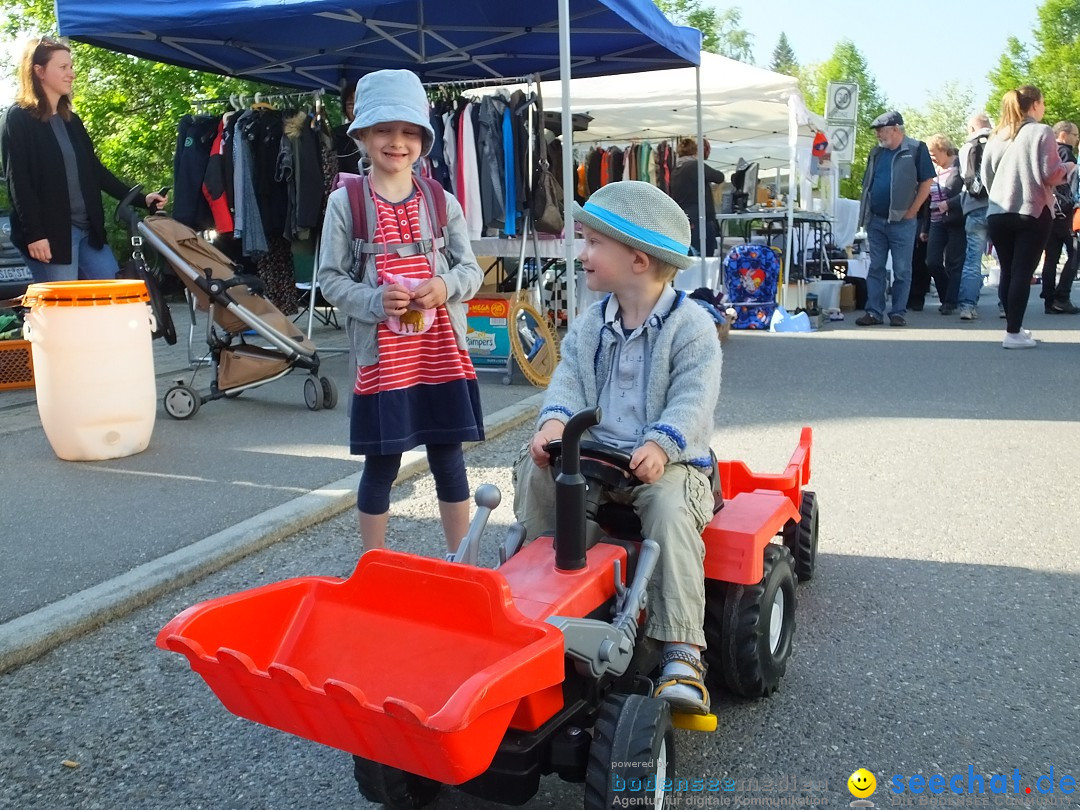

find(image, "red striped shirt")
[356,187,476,394]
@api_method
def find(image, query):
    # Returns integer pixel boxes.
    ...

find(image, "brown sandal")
[653,649,710,715]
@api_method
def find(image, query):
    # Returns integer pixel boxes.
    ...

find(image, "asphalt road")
[2,305,1079,809]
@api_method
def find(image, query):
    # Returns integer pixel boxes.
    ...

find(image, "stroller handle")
[115,185,143,232]
[116,186,169,232]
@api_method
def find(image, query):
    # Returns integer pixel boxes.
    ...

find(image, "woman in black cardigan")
[0,37,167,283]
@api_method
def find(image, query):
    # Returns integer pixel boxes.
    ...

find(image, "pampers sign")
[890,766,1076,797]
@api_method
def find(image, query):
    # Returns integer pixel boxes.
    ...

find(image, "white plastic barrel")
[23,280,157,461]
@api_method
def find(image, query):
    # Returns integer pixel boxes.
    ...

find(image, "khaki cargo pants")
[512,446,713,647]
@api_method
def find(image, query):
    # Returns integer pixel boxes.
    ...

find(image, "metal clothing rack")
[421,75,533,91]
[191,88,326,113]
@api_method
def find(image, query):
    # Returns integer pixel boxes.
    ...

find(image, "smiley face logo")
[848,768,877,798]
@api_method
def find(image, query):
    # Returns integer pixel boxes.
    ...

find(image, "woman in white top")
[983,85,1075,348]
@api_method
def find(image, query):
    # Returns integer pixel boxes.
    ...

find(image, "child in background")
[513,181,723,714]
[319,70,484,555]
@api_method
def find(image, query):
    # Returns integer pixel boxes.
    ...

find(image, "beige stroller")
[121,190,337,419]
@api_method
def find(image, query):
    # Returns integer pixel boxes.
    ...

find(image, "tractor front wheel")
[585,693,676,810]
[352,756,440,809]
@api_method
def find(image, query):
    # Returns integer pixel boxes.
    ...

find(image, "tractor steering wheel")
[544,439,643,491]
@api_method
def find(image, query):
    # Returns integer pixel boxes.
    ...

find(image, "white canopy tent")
[520,52,828,308]
[537,51,824,173]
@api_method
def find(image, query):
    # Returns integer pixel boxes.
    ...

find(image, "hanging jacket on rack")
[202,115,234,234]
[510,90,529,230]
[284,111,323,237]
[501,100,517,235]
[428,107,452,191]
[458,102,484,239]
[477,95,506,233]
[232,110,267,256]
[173,114,218,229]
[609,145,624,184]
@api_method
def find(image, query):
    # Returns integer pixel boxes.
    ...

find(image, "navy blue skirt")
[350,379,485,456]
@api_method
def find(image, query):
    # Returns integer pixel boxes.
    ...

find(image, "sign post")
[825,81,859,176]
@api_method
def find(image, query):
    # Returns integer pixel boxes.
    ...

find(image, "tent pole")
[695,64,706,288]
[559,0,576,324]
[784,94,797,311]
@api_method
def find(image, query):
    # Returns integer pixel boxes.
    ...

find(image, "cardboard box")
[476,256,500,293]
[840,284,856,311]
[466,293,513,366]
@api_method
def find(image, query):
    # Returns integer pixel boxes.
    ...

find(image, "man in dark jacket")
[1040,121,1079,314]
[856,111,935,326]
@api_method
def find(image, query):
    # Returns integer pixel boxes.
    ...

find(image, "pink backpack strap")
[332,172,369,241]
[417,176,448,232]
[332,172,374,281]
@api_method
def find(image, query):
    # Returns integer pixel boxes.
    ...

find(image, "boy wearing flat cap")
[513,180,722,715]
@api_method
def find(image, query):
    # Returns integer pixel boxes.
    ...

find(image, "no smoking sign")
[827,125,856,163]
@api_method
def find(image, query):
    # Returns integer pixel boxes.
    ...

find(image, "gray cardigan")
[538,291,723,468]
[317,185,484,371]
[983,118,1069,219]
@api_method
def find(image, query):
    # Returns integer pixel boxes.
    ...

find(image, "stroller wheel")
[304,376,324,411]
[319,376,338,410]
[164,384,201,420]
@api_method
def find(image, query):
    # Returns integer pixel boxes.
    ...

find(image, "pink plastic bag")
[383,273,435,335]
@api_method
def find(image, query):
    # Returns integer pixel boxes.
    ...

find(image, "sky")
[732,0,1040,111]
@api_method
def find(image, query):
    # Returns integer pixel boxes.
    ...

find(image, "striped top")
[929,165,958,224]
[356,187,477,395]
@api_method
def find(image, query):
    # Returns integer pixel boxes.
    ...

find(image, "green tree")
[988,0,1080,127]
[799,40,889,199]
[900,82,976,148]
[769,33,799,77]
[654,1,754,62]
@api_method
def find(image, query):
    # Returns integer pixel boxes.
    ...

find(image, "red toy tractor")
[157,408,817,808]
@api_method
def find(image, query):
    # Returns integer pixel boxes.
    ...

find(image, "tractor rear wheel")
[703,543,796,698]
[352,756,440,809]
[782,491,819,582]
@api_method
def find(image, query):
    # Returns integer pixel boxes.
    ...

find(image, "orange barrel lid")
[23,279,150,307]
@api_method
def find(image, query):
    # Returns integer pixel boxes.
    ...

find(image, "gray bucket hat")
[573,181,693,269]
[346,69,435,157]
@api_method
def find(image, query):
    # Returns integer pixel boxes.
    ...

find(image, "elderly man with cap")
[856,111,936,326]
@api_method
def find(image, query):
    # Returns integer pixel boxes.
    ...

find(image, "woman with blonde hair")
[0,37,167,283]
[983,85,1074,348]
[925,134,966,315]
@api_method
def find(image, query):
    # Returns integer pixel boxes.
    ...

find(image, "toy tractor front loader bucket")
[156,550,565,785]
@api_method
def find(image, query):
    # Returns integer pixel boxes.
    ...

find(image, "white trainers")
[959,307,978,320]
[1002,330,1037,349]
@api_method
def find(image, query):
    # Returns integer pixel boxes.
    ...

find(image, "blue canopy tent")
[56,0,702,317]
[56,0,700,88]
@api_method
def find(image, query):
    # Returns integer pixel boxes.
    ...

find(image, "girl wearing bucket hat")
[318,69,485,556]
[513,180,723,715]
